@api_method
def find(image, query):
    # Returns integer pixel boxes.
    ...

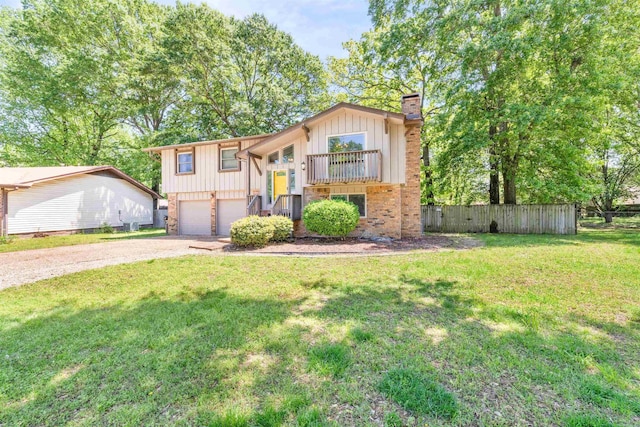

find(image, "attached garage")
[217,199,246,236]
[178,200,211,236]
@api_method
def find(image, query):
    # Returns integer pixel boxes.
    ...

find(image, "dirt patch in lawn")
[218,234,483,256]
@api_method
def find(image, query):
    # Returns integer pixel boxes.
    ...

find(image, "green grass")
[379,368,458,419]
[580,216,640,229]
[0,228,166,253]
[0,229,639,426]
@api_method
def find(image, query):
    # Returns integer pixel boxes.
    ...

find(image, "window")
[331,193,366,217]
[176,149,194,174]
[282,145,294,162]
[289,169,295,191]
[328,133,365,153]
[267,172,273,204]
[220,147,239,171]
[268,151,279,164]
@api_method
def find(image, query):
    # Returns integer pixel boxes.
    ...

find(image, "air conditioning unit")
[122,222,139,232]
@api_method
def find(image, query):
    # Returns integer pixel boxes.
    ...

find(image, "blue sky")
[0,0,372,59]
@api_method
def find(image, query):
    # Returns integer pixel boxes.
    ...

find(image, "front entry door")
[273,170,288,201]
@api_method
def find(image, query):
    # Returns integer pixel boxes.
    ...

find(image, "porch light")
[301,161,306,171]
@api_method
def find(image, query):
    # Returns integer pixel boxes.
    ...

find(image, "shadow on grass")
[0,288,309,425]
[1,273,639,426]
[310,275,640,426]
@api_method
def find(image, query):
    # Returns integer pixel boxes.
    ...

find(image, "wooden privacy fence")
[421,204,577,235]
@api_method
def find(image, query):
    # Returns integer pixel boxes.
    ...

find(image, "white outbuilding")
[0,166,160,236]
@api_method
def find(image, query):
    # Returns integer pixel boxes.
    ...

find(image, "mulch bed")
[221,234,483,255]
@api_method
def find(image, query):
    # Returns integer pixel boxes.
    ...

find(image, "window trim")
[326,131,367,153]
[282,144,295,163]
[330,192,367,218]
[175,148,195,175]
[268,150,280,165]
[219,143,241,172]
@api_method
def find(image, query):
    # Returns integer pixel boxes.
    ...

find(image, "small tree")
[302,199,359,238]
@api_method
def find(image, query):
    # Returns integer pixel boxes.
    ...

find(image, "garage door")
[217,199,246,236]
[179,200,211,236]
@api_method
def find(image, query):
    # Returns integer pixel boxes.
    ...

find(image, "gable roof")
[141,102,412,156]
[142,133,272,153]
[237,102,408,158]
[0,166,161,198]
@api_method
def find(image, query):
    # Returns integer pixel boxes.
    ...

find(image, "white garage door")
[217,199,246,236]
[179,200,211,236]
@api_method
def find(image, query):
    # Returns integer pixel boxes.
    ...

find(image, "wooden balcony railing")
[306,150,382,185]
[246,194,262,216]
[272,194,302,220]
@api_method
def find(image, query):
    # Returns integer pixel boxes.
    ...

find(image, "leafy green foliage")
[379,369,458,419]
[307,343,351,378]
[302,200,359,237]
[267,215,293,242]
[0,0,326,189]
[230,216,275,248]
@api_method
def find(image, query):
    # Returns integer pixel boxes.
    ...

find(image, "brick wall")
[296,185,402,239]
[167,193,178,235]
[401,123,423,238]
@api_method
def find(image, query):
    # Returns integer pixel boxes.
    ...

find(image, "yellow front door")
[273,170,288,200]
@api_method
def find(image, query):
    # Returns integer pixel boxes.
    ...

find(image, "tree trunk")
[423,141,435,205]
[488,125,500,204]
[502,171,517,204]
[604,212,613,223]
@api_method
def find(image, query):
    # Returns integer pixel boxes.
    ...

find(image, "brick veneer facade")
[400,124,423,238]
[167,193,178,235]
[400,93,423,238]
[295,184,403,239]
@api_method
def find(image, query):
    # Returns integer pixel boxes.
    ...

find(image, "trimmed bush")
[267,215,293,242]
[302,199,359,237]
[230,216,274,248]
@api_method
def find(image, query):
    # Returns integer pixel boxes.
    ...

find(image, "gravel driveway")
[0,236,224,290]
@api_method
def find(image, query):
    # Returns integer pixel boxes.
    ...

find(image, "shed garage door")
[217,199,246,236]
[179,200,211,236]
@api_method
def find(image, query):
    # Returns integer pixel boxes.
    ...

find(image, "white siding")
[161,138,264,195]
[8,173,153,234]
[305,110,407,184]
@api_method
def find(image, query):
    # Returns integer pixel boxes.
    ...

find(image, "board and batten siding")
[161,138,264,197]
[8,173,153,234]
[302,110,407,185]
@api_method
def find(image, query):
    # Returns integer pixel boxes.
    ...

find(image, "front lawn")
[0,228,166,253]
[1,230,639,426]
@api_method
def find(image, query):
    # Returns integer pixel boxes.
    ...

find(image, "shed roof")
[0,166,161,198]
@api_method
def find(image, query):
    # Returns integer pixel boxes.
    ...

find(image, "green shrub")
[267,215,293,242]
[230,216,275,248]
[302,199,359,237]
[379,368,458,419]
[0,235,14,245]
[99,222,115,234]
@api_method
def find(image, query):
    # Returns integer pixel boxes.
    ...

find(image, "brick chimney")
[401,93,422,120]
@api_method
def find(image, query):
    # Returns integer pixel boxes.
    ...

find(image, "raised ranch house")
[145,94,423,239]
[0,166,159,236]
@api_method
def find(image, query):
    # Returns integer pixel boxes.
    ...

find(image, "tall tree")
[163,4,327,139]
[362,0,639,205]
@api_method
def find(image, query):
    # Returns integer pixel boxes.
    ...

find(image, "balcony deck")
[306,150,382,185]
